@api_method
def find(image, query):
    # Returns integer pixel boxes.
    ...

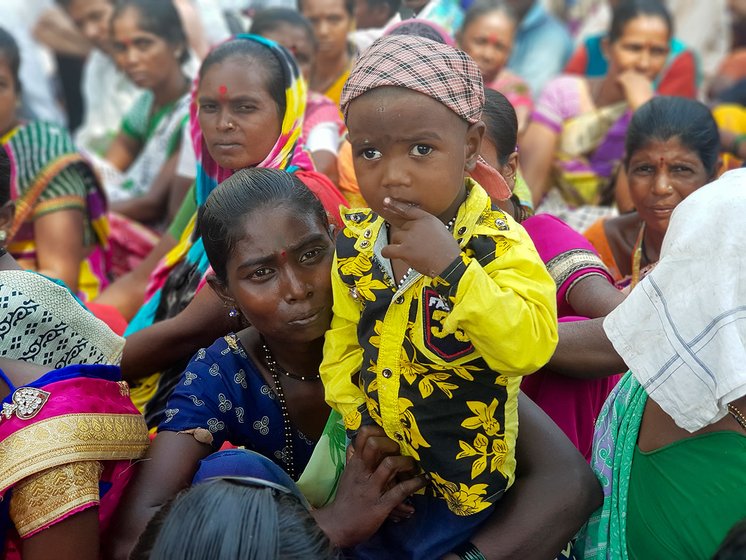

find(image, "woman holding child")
[110,35,601,560]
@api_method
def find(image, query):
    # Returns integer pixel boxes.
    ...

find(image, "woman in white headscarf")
[579,167,746,560]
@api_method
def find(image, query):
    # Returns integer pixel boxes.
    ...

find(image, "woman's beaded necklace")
[389,215,458,289]
[260,338,313,480]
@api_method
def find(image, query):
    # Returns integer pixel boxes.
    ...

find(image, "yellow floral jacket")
[321,181,558,515]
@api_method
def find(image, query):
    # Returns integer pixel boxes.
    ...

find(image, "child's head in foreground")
[340,35,489,225]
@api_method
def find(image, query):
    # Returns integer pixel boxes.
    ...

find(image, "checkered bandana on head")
[340,35,484,124]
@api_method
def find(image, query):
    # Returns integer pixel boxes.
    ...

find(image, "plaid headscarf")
[340,35,484,124]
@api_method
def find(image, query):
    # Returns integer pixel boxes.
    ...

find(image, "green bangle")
[732,133,746,155]
[453,541,487,560]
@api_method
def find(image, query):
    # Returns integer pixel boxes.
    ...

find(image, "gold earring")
[0,230,6,242]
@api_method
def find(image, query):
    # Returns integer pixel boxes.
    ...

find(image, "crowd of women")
[1,0,745,558]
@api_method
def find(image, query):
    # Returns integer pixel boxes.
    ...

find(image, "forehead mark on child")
[487,33,499,45]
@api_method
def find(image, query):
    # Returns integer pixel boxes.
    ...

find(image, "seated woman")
[101,0,191,230]
[0,29,111,301]
[579,167,746,559]
[250,9,344,185]
[117,34,346,428]
[110,168,602,560]
[480,88,626,459]
[520,0,673,230]
[584,96,720,288]
[0,358,149,560]
[299,0,355,107]
[564,1,699,99]
[457,2,532,134]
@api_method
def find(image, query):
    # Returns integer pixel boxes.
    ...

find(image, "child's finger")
[381,197,428,225]
[380,243,406,262]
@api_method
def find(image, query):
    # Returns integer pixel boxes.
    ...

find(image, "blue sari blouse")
[159,334,316,477]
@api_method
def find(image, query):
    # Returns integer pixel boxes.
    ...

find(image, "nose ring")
[666,185,674,193]
[226,121,235,130]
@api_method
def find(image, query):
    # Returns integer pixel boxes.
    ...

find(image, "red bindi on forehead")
[218,84,228,99]
[487,33,500,45]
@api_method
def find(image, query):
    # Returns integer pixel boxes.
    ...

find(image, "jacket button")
[458,226,467,235]
[395,432,404,441]
[395,295,404,304]
[382,368,392,378]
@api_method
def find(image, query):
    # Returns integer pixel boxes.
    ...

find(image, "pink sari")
[0,364,149,557]
[520,214,621,459]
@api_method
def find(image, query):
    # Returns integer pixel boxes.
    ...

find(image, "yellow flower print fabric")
[320,180,558,515]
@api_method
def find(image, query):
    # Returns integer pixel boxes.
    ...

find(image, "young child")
[320,35,559,559]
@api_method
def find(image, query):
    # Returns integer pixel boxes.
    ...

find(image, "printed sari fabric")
[0,364,149,556]
[0,269,125,368]
[520,214,620,459]
[159,334,316,479]
[2,121,111,301]
[576,373,646,560]
[125,34,347,429]
[532,75,631,208]
[486,70,533,114]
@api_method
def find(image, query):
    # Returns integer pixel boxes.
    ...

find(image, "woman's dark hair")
[199,39,287,120]
[482,88,517,166]
[199,168,329,283]
[460,1,517,36]
[134,479,338,560]
[608,0,673,43]
[0,27,21,93]
[624,96,720,176]
[250,8,317,51]
[0,147,10,205]
[112,0,189,64]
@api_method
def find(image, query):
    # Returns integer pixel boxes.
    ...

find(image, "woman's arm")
[549,318,627,378]
[104,431,212,560]
[565,274,626,319]
[444,393,603,560]
[24,508,99,560]
[33,208,85,292]
[110,153,180,224]
[94,233,177,320]
[520,121,560,207]
[105,133,141,173]
[120,285,241,381]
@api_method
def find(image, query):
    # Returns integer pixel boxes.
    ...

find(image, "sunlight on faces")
[0,56,18,136]
[627,137,710,239]
[605,15,670,81]
[197,56,282,170]
[459,10,516,84]
[67,0,115,52]
[217,205,334,345]
[111,6,182,89]
[346,87,483,224]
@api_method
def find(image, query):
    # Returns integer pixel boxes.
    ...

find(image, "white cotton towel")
[603,168,746,432]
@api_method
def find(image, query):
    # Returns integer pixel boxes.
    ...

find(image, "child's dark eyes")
[410,145,433,156]
[361,148,382,161]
